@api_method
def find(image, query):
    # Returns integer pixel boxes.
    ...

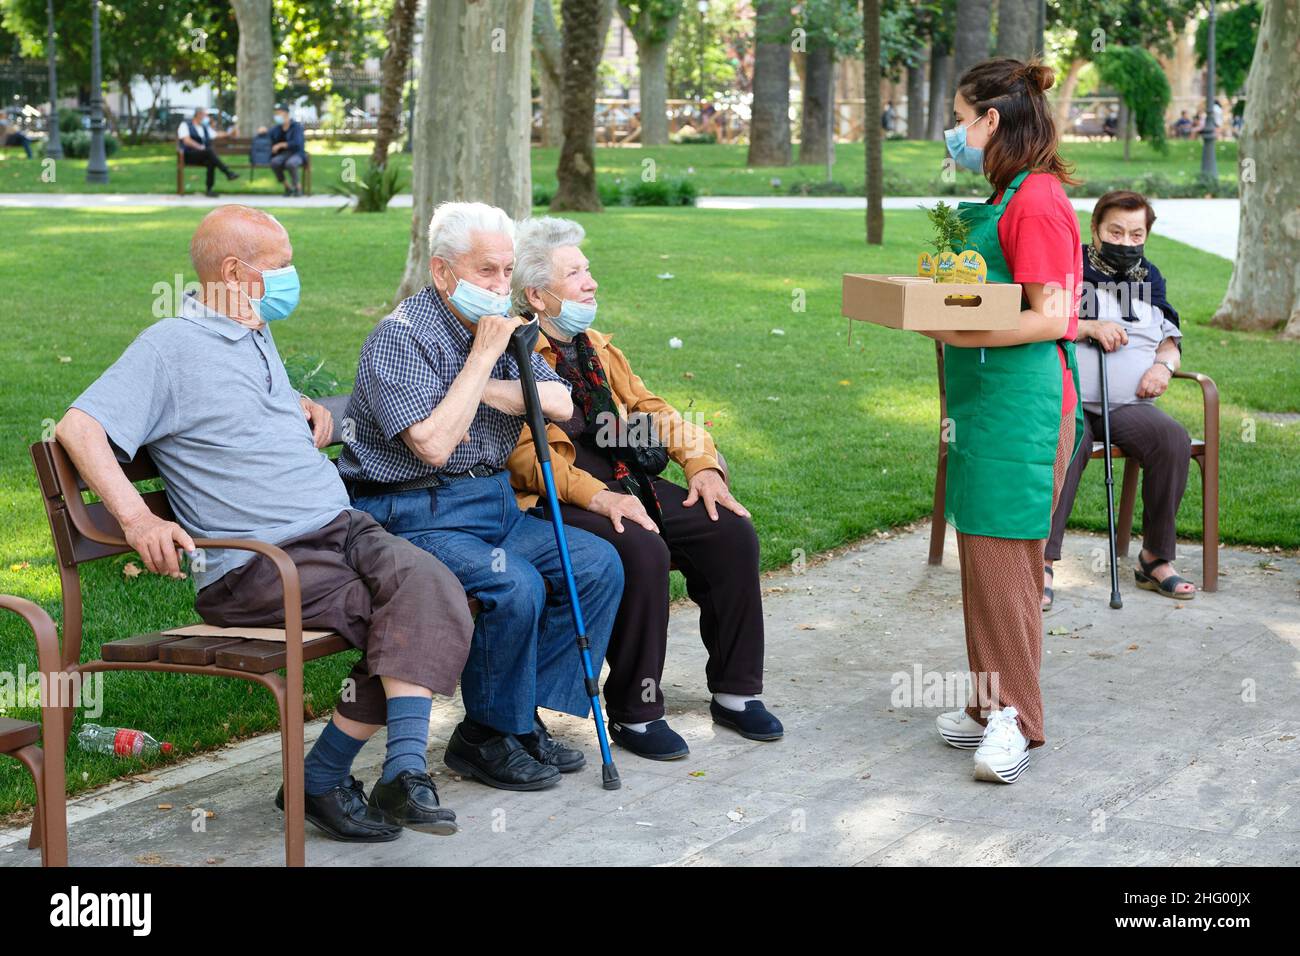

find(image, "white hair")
[428,201,515,264]
[511,216,586,314]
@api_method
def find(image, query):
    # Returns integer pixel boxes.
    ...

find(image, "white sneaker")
[936,709,986,749]
[973,707,1030,784]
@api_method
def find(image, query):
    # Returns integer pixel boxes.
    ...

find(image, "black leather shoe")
[274,775,402,843]
[710,698,784,741]
[226,170,240,181]
[369,770,458,835]
[518,713,586,773]
[444,724,560,791]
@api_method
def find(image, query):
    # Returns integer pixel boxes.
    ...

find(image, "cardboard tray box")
[842,273,1022,331]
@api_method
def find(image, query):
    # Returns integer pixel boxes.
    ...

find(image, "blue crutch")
[509,317,621,790]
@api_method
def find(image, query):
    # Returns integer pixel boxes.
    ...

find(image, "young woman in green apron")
[923,58,1085,783]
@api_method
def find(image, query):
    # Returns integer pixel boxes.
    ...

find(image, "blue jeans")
[353,471,623,735]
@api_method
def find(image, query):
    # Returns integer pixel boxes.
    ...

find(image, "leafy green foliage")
[923,200,970,254]
[327,160,406,212]
[282,351,343,398]
[46,130,120,159]
[1097,45,1172,153]
[1196,1,1261,96]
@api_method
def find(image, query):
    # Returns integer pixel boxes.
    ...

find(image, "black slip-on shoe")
[710,699,784,742]
[275,775,403,843]
[368,769,458,835]
[518,713,586,773]
[444,724,560,791]
[610,718,690,760]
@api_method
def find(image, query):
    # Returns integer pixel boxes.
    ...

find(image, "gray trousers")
[1046,402,1191,563]
[270,151,305,187]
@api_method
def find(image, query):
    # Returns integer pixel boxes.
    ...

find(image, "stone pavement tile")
[1034,819,1214,866]
[676,795,935,866]
[855,817,1073,866]
[496,777,801,866]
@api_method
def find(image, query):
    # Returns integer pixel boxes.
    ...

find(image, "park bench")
[176,136,313,196]
[926,342,1220,591]
[27,394,474,866]
[0,595,67,866]
[27,389,725,864]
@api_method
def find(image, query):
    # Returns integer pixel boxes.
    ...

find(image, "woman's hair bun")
[1018,61,1055,94]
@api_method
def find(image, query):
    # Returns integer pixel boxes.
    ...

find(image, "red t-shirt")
[992,172,1080,415]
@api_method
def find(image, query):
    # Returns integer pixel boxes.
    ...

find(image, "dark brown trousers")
[195,509,474,725]
[959,410,1075,747]
[552,439,766,723]
[1045,402,1192,563]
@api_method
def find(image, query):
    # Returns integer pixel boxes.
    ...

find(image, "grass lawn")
[1,204,1295,813]
[0,138,1239,198]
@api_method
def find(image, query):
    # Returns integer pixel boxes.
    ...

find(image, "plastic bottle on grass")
[77,724,173,757]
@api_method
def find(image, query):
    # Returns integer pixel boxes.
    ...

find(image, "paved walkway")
[0,193,1239,259]
[2,524,1295,867]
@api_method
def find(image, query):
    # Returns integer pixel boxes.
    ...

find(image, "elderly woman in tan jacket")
[506,217,781,761]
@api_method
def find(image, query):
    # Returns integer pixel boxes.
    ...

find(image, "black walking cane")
[508,316,621,790]
[1094,340,1123,610]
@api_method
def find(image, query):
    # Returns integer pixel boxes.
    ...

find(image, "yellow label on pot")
[955,250,988,284]
[917,252,936,280]
[934,251,960,283]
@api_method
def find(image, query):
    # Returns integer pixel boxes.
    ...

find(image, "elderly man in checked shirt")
[339,201,623,792]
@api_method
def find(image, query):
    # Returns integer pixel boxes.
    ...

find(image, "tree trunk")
[926,41,952,140]
[534,0,564,148]
[552,0,603,211]
[397,0,534,301]
[952,0,992,91]
[619,3,679,147]
[994,0,1037,60]
[906,54,926,139]
[1052,57,1086,135]
[800,42,833,165]
[1213,0,1300,335]
[635,36,673,145]
[1121,103,1131,160]
[864,0,883,245]
[748,0,793,167]
[231,0,275,137]
[372,0,420,167]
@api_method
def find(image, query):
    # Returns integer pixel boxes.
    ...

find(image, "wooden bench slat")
[0,717,40,753]
[157,635,249,666]
[214,634,350,674]
[101,632,184,663]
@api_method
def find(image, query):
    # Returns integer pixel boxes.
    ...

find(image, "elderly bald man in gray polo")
[55,204,473,846]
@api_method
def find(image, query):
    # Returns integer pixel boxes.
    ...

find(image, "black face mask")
[1098,239,1144,272]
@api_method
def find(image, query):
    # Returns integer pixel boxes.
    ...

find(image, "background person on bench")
[270,104,306,197]
[1044,190,1195,604]
[178,107,238,197]
[55,205,474,845]
[339,201,624,793]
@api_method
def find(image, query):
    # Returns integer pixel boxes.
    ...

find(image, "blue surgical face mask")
[444,266,512,324]
[543,288,597,337]
[237,258,300,322]
[945,113,988,174]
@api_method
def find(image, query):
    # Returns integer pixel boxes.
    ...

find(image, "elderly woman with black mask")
[1043,190,1195,607]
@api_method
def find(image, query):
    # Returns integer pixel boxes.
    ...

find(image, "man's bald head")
[190,205,291,285]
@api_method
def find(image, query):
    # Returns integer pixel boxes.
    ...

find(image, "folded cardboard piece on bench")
[162,624,335,643]
[842,273,1023,331]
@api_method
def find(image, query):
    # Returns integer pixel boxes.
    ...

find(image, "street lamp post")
[1199,1,1218,182]
[85,0,108,184]
[44,0,62,159]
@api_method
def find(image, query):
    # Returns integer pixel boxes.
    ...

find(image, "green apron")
[943,170,1084,539]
